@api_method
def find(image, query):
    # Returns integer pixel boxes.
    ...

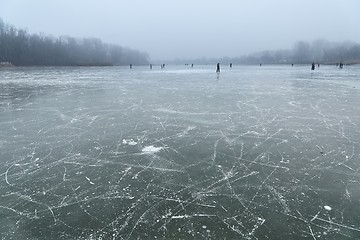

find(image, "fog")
[1,0,360,60]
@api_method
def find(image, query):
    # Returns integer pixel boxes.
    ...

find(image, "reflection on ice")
[1,65,360,239]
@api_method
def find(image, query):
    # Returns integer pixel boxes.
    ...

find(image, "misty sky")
[1,0,360,60]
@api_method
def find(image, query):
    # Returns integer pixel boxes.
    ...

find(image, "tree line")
[232,39,360,65]
[169,39,360,65]
[0,18,149,66]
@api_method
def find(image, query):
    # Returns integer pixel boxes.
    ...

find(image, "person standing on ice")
[216,63,220,73]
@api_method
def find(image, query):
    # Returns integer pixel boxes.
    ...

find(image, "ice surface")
[1,65,360,239]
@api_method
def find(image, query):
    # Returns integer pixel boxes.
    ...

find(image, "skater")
[216,63,220,73]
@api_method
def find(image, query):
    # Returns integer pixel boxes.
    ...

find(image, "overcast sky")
[1,0,360,60]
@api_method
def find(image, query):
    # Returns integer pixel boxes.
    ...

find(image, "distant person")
[191,64,193,68]
[292,63,294,66]
[216,63,220,73]
[130,64,132,69]
[318,63,320,68]
[260,63,262,66]
[230,63,233,68]
[339,62,343,69]
[150,64,152,69]
[311,62,315,70]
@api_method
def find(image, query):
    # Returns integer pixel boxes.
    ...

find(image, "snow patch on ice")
[142,146,163,154]
[324,205,332,211]
[122,139,138,146]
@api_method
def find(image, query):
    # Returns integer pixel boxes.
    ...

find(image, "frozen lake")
[1,65,360,239]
